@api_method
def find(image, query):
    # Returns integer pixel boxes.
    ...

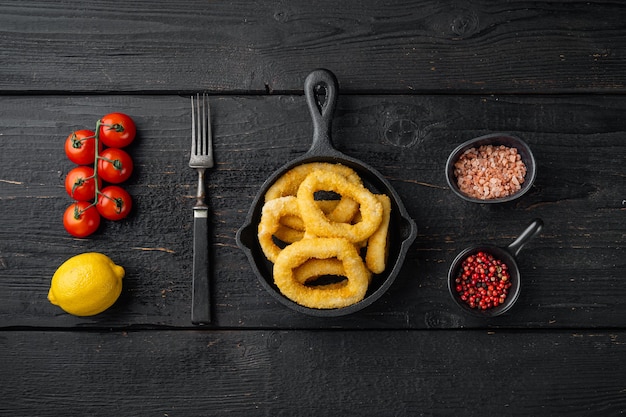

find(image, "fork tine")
[191,94,197,155]
[199,93,204,155]
[201,94,206,155]
[205,94,212,156]
[192,93,209,156]
[199,93,211,156]
[189,93,214,166]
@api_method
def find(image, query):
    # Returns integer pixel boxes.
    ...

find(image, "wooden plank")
[0,94,624,329]
[1,330,625,416]
[0,0,625,94]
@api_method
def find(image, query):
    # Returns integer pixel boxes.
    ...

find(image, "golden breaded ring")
[279,200,340,231]
[314,199,342,214]
[274,198,358,244]
[265,162,362,201]
[272,198,360,245]
[273,238,371,309]
[279,214,306,232]
[293,258,347,290]
[297,171,383,243]
[365,194,392,274]
[258,196,301,263]
[280,198,359,231]
[273,224,304,243]
[266,163,361,233]
[328,197,360,223]
[295,248,372,284]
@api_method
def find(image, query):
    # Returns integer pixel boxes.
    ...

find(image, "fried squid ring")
[365,194,392,274]
[261,198,361,247]
[273,238,371,309]
[280,198,359,231]
[258,196,301,263]
[275,199,357,244]
[266,163,362,225]
[297,171,383,243]
[273,224,304,244]
[279,199,340,231]
[264,162,362,201]
[293,258,347,290]
[279,215,306,232]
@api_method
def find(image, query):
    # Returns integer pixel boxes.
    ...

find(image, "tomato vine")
[63,113,136,237]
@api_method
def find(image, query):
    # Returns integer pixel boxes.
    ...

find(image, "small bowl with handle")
[447,218,543,317]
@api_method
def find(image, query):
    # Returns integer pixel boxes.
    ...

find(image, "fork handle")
[192,207,211,324]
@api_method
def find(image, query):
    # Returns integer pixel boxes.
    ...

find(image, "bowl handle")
[304,69,339,155]
[507,218,544,257]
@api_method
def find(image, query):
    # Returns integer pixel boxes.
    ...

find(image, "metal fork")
[189,93,214,325]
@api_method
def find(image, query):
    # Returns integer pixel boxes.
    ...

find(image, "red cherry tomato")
[64,166,102,202]
[97,186,133,221]
[64,130,101,165]
[63,201,101,238]
[99,113,136,148]
[97,148,134,183]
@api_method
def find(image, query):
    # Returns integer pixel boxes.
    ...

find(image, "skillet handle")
[305,69,339,154]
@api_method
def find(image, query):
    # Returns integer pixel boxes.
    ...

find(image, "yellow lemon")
[48,252,124,316]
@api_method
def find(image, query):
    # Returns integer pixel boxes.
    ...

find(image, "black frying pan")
[236,69,417,316]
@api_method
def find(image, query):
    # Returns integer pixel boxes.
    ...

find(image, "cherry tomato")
[64,130,101,165]
[97,186,133,221]
[63,201,101,238]
[97,148,134,183]
[99,112,136,148]
[64,166,102,202]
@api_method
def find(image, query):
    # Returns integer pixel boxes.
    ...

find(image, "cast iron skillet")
[236,69,418,317]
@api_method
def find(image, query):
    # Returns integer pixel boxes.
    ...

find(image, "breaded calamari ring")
[275,198,358,244]
[279,200,340,231]
[280,198,359,231]
[265,163,361,224]
[264,162,362,201]
[365,194,392,274]
[273,237,371,309]
[258,196,301,263]
[273,224,305,244]
[293,258,347,290]
[297,171,383,243]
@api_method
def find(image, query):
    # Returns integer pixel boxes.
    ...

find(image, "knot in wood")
[451,11,479,38]
[384,118,421,148]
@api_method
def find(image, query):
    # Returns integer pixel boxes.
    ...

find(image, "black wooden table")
[1,1,625,415]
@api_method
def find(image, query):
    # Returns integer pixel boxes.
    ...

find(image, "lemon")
[48,252,124,316]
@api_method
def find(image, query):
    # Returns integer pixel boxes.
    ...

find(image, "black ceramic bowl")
[445,133,537,203]
[447,219,543,317]
[236,69,417,317]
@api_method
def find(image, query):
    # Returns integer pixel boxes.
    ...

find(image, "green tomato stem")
[73,201,97,218]
[71,177,86,198]
[96,155,123,170]
[92,119,103,205]
[101,122,125,133]
[72,118,125,215]
[71,132,96,148]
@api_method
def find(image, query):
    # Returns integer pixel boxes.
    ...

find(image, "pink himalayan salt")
[453,144,527,200]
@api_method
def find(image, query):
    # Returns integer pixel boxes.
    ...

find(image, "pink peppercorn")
[454,251,511,310]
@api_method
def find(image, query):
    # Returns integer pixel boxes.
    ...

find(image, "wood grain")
[0,94,623,329]
[2,330,625,416]
[0,0,625,93]
[2,3,625,415]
